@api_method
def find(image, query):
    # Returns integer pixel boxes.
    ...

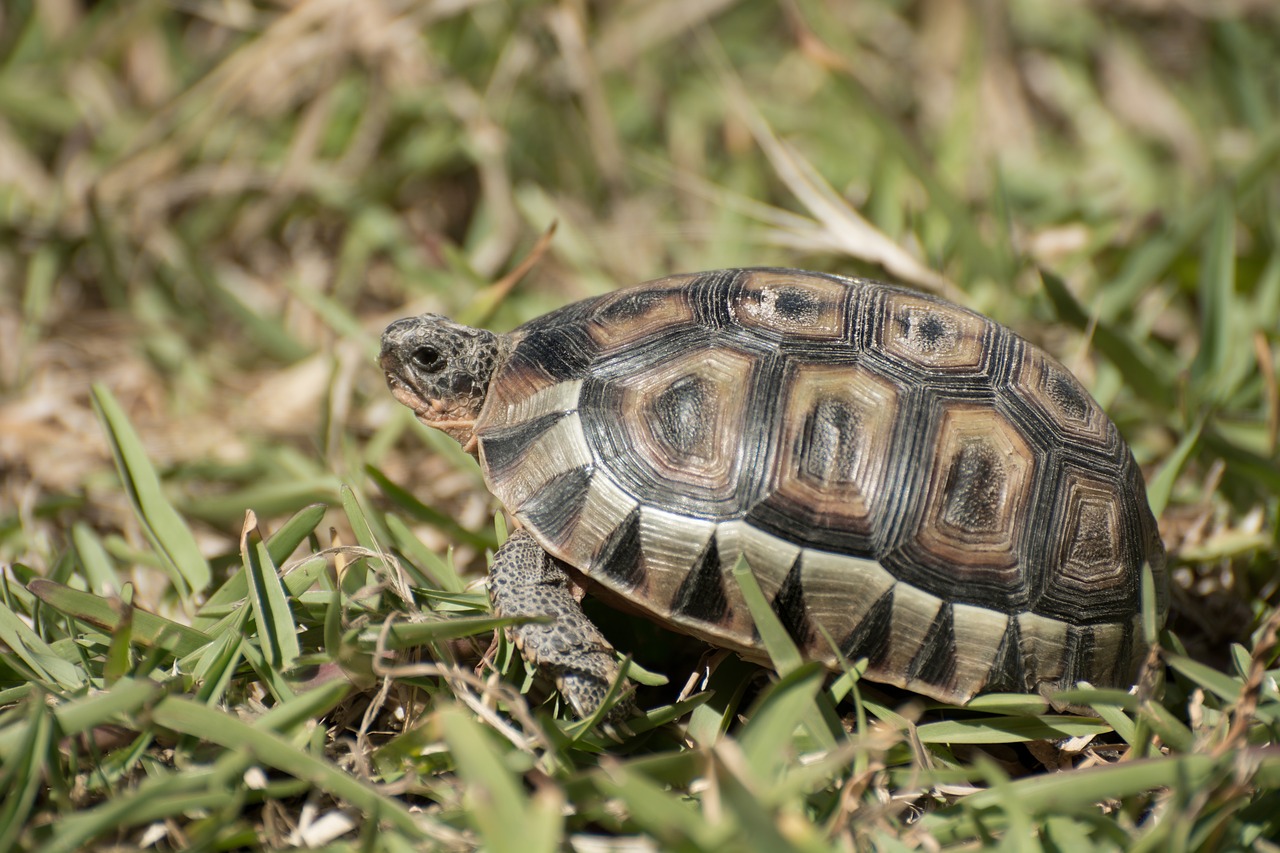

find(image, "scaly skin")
[488,529,633,720]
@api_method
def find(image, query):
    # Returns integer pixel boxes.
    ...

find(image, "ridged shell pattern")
[475,269,1168,704]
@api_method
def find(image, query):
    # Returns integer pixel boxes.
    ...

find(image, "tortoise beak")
[379,318,430,411]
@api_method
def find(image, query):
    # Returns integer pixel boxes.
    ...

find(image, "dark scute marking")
[594,506,644,588]
[518,465,594,546]
[916,313,949,348]
[800,398,862,485]
[596,289,669,323]
[1046,370,1089,422]
[895,309,955,354]
[907,603,957,688]
[652,375,716,459]
[774,287,821,323]
[517,324,596,382]
[941,440,1007,534]
[771,554,811,645]
[671,536,728,624]
[983,618,1026,693]
[1066,500,1116,571]
[480,410,569,475]
[1059,625,1095,689]
[839,586,895,668]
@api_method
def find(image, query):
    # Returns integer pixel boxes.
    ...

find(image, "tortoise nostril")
[411,346,445,373]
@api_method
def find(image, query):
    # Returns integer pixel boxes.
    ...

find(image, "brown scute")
[746,361,898,557]
[1001,347,1120,456]
[471,268,1166,705]
[650,375,717,461]
[580,344,760,516]
[734,270,850,340]
[877,290,991,373]
[903,406,1035,589]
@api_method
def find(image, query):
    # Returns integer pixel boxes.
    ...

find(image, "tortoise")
[380,268,1168,718]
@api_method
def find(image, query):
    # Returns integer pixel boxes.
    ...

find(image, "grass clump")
[2,1,1279,850]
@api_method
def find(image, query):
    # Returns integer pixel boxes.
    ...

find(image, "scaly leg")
[487,529,633,720]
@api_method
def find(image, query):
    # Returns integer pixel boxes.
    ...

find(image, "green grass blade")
[91,384,211,594]
[440,706,560,852]
[0,696,53,852]
[0,597,86,690]
[739,663,833,778]
[1145,419,1202,518]
[915,715,1112,745]
[385,513,465,592]
[730,555,802,675]
[71,522,120,594]
[240,511,301,671]
[150,693,428,838]
[367,465,496,551]
[1040,271,1174,405]
[1191,193,1236,393]
[27,579,212,657]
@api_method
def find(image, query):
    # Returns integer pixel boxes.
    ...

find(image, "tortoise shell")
[471,268,1167,704]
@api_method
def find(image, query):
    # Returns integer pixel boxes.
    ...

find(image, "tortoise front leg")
[487,529,633,720]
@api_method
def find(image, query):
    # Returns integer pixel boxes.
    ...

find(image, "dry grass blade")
[709,38,959,298]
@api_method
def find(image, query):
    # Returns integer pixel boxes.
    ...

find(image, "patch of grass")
[2,1,1279,849]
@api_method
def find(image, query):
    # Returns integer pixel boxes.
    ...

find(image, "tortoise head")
[379,314,506,452]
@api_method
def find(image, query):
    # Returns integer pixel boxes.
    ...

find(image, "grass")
[1,0,1279,849]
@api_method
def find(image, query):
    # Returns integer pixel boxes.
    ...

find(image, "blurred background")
[1,0,1278,650]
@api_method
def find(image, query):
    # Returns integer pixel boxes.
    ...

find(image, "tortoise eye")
[411,346,445,373]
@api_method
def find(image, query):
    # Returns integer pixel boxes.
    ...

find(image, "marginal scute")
[950,603,1010,696]
[1016,612,1070,689]
[592,505,645,588]
[907,603,958,688]
[985,616,1027,693]
[671,536,729,624]
[482,410,594,512]
[479,409,569,477]
[634,505,718,608]
[516,465,594,546]
[839,585,896,666]
[770,554,811,645]
[883,583,944,677]
[798,548,897,665]
[558,469,639,579]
